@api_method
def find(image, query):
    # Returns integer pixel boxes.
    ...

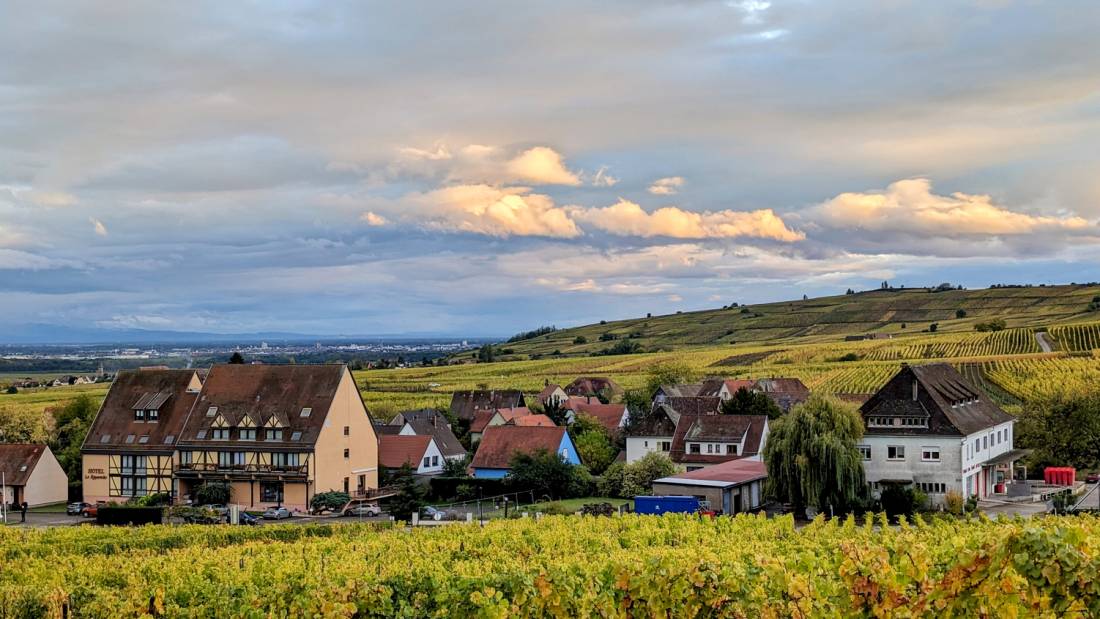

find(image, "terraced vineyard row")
[979,355,1100,402]
[1049,322,1100,352]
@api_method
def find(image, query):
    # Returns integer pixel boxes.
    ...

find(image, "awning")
[984,448,1032,466]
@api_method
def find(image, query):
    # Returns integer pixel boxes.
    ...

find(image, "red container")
[994,483,1005,494]
[1044,467,1076,486]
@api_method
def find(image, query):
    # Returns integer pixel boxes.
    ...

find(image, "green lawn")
[478,497,630,518]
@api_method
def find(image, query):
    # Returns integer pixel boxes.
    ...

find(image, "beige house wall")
[314,369,378,494]
[81,453,111,503]
[22,447,68,506]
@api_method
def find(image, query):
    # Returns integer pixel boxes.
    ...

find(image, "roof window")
[300,407,312,417]
[196,430,207,439]
[290,431,302,441]
[138,435,149,444]
[206,406,218,417]
[100,434,111,444]
[164,435,175,445]
[124,434,135,444]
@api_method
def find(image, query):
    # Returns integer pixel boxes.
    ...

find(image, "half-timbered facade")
[81,368,202,503]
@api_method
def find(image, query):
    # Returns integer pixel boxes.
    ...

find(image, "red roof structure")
[470,426,568,470]
[378,435,434,468]
[568,398,627,433]
[0,444,49,486]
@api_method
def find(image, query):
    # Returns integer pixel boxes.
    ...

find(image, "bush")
[132,492,171,507]
[955,309,967,319]
[880,484,926,519]
[831,352,861,362]
[507,449,590,500]
[194,482,230,506]
[573,336,587,344]
[311,491,351,513]
[975,318,1007,332]
[600,453,677,498]
[944,489,964,515]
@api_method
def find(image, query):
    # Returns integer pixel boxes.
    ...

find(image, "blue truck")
[633,495,704,515]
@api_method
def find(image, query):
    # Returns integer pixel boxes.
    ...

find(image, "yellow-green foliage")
[4,515,1100,617]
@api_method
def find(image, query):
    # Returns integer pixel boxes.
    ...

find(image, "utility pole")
[1,472,6,524]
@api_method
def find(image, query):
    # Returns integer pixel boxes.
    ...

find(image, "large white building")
[859,363,1024,503]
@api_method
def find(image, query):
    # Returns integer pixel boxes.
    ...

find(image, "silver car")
[343,504,381,517]
[262,506,291,520]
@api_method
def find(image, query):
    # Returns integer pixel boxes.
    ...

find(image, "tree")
[1016,390,1100,471]
[879,484,926,520]
[955,309,967,319]
[311,491,351,513]
[763,395,866,516]
[4,386,16,394]
[573,336,587,345]
[49,394,99,490]
[642,362,697,400]
[507,449,585,500]
[388,463,427,520]
[928,322,939,333]
[575,430,615,475]
[195,482,231,505]
[0,406,50,443]
[441,455,470,477]
[720,387,782,419]
[599,452,677,498]
[477,344,495,363]
[228,352,245,364]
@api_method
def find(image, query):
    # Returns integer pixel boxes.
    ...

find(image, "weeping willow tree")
[763,394,866,515]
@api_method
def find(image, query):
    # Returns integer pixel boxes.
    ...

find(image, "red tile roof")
[568,398,627,433]
[564,377,623,397]
[378,435,433,468]
[507,414,555,427]
[669,414,768,465]
[0,444,49,486]
[82,369,201,453]
[470,426,567,470]
[470,407,532,434]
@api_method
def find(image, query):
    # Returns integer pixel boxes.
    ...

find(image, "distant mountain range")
[0,324,483,346]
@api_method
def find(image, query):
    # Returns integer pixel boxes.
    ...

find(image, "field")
[3,515,1100,617]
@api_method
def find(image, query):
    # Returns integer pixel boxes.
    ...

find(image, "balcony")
[175,462,308,479]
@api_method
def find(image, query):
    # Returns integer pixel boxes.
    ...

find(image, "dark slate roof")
[563,377,623,397]
[449,390,526,422]
[669,414,768,465]
[470,426,567,470]
[82,369,201,454]
[178,364,353,449]
[860,363,1014,436]
[374,424,402,436]
[664,396,722,417]
[0,444,49,486]
[656,383,704,399]
[389,409,466,458]
[632,405,679,437]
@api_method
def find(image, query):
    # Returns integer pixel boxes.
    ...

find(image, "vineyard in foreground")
[3,515,1100,617]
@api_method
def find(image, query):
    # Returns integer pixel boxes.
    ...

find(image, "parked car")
[238,512,261,526]
[1087,473,1100,484]
[67,502,91,516]
[262,506,291,520]
[343,504,381,517]
[422,506,445,521]
[80,503,100,518]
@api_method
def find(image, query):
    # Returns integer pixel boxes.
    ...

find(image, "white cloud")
[811,178,1093,238]
[24,190,78,207]
[591,166,619,187]
[505,147,581,186]
[399,184,581,238]
[90,218,108,236]
[573,199,804,241]
[648,177,684,195]
[360,211,388,226]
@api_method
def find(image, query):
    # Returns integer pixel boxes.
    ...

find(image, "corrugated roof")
[82,369,201,453]
[470,426,567,470]
[0,444,48,486]
[655,459,767,487]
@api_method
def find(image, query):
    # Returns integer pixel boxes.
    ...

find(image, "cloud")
[573,199,804,241]
[648,177,684,195]
[24,190,78,207]
[360,211,388,226]
[811,178,1093,238]
[398,184,581,238]
[90,218,108,236]
[505,147,581,186]
[591,166,619,187]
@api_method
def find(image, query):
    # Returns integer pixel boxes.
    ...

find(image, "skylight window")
[138,435,149,444]
[18,465,27,472]
[290,431,302,441]
[125,434,135,444]
[196,430,207,439]
[164,435,175,445]
[206,406,218,417]
[300,407,312,417]
[100,434,111,444]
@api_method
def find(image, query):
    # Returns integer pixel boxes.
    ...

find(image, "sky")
[1,1,1099,339]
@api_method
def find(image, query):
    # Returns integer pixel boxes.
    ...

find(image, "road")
[1036,331,1054,353]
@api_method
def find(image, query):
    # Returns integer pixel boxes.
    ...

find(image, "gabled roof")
[860,363,1013,436]
[663,396,722,417]
[389,409,466,458]
[449,390,526,421]
[83,369,201,453]
[373,424,403,436]
[657,383,704,398]
[632,405,679,437]
[470,426,569,470]
[568,398,627,433]
[564,377,623,397]
[655,459,767,488]
[754,378,810,397]
[697,378,757,398]
[0,444,49,486]
[178,364,356,449]
[669,414,768,465]
[507,414,555,427]
[378,435,435,468]
[538,384,565,400]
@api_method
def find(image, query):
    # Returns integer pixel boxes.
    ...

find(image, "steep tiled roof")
[378,435,434,468]
[0,444,48,486]
[538,384,564,400]
[670,414,768,465]
[82,369,201,453]
[568,398,627,433]
[632,406,679,437]
[564,377,623,398]
[507,414,555,427]
[449,390,525,421]
[471,407,532,434]
[663,396,722,417]
[178,364,354,449]
[373,424,402,436]
[470,426,568,470]
[697,378,757,398]
[658,383,704,398]
[389,410,466,458]
[861,363,1013,436]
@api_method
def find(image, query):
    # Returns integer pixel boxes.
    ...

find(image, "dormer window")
[239,429,256,441]
[135,409,146,422]
[211,428,229,440]
[147,409,158,422]
[18,465,27,472]
[265,429,283,441]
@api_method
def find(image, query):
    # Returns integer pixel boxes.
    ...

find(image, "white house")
[858,363,1024,504]
[625,405,678,463]
[377,435,446,475]
[0,444,68,507]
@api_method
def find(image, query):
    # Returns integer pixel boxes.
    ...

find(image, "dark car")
[1087,473,1100,484]
[67,502,91,516]
[238,512,261,526]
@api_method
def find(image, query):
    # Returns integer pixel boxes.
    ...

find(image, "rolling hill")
[495,284,1100,359]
